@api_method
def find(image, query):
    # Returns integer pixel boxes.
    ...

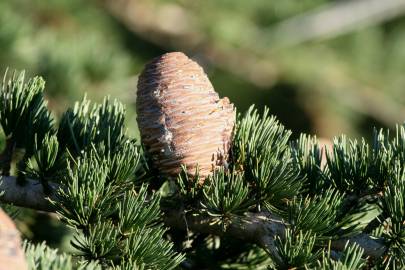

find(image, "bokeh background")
[2,0,405,254]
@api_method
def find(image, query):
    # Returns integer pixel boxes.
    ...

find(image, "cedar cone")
[137,52,235,179]
[0,209,27,270]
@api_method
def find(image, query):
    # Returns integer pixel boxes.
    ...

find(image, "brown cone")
[137,52,235,179]
[0,209,27,270]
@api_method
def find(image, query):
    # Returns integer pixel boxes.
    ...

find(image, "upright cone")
[137,52,235,179]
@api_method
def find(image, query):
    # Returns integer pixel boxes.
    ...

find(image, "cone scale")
[136,52,235,179]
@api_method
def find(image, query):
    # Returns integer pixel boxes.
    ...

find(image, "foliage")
[57,96,126,157]
[24,241,101,270]
[312,243,366,270]
[0,71,53,178]
[285,188,360,241]
[0,72,183,269]
[53,108,183,268]
[290,134,326,194]
[24,134,66,191]
[201,168,253,225]
[4,0,405,268]
[232,106,303,211]
[273,229,320,269]
[2,72,405,269]
[378,161,405,268]
[0,71,51,143]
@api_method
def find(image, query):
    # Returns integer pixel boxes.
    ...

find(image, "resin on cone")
[137,52,235,179]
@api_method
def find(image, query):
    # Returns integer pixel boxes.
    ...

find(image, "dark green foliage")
[24,241,74,270]
[57,96,126,157]
[380,223,405,269]
[326,130,393,195]
[380,161,405,225]
[273,229,320,269]
[176,165,204,204]
[391,125,405,162]
[0,71,53,176]
[326,136,371,193]
[233,106,303,211]
[54,152,183,268]
[291,134,326,194]
[220,246,273,269]
[99,141,142,185]
[232,106,291,167]
[122,226,183,270]
[164,104,405,269]
[72,221,120,260]
[55,154,115,228]
[22,98,54,155]
[0,71,184,269]
[0,71,49,142]
[117,186,161,234]
[202,169,253,224]
[312,243,365,270]
[285,188,361,240]
[51,95,183,268]
[0,201,19,219]
[179,235,271,270]
[24,241,102,270]
[377,162,405,269]
[3,72,405,269]
[25,134,66,190]
[370,128,392,189]
[110,262,145,270]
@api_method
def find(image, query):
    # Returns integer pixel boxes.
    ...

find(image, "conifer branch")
[164,209,386,261]
[0,175,386,260]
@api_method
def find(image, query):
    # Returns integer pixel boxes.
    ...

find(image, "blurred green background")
[2,0,405,253]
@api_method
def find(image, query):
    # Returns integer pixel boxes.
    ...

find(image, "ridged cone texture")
[137,52,235,179]
[0,209,27,270]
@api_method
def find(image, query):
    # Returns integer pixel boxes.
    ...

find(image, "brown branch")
[164,209,386,261]
[164,209,286,262]
[0,176,57,212]
[269,0,405,47]
[0,175,386,259]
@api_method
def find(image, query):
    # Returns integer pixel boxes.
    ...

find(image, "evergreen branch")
[24,241,102,270]
[0,176,386,260]
[273,229,321,268]
[163,207,286,264]
[0,70,53,176]
[164,209,386,261]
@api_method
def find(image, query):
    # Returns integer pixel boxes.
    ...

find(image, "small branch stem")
[163,208,386,260]
[0,176,57,212]
[0,175,387,259]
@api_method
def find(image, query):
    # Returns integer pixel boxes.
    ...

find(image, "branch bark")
[164,208,386,261]
[0,176,57,212]
[0,175,386,259]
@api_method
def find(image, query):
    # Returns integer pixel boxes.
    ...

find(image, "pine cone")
[137,52,235,180]
[0,209,27,270]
